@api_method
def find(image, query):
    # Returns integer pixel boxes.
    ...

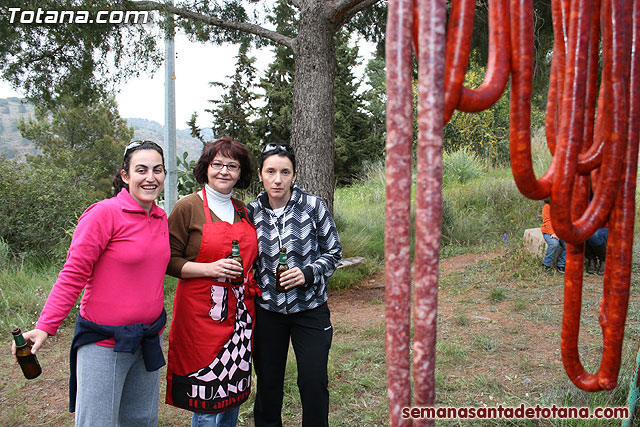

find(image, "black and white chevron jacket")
[247,185,342,314]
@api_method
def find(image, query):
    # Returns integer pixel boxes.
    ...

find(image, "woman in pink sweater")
[11,140,170,426]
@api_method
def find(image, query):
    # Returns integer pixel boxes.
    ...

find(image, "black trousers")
[253,303,333,427]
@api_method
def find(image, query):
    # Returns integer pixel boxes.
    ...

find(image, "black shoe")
[592,243,607,276]
[543,265,553,273]
[586,257,597,274]
[557,266,565,274]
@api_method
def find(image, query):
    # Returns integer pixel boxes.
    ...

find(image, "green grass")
[0,256,63,331]
[442,177,541,246]
[473,334,499,352]
[331,158,543,291]
[488,287,507,303]
[437,341,469,365]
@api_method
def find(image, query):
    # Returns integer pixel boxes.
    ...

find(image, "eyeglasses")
[210,161,240,172]
[123,140,163,159]
[262,144,291,154]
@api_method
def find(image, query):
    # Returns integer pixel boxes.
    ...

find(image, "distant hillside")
[0,98,209,162]
[127,117,207,162]
[0,97,37,159]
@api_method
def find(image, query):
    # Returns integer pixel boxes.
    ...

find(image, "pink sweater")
[37,189,170,346]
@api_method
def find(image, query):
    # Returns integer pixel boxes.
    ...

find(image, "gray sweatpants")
[75,343,161,427]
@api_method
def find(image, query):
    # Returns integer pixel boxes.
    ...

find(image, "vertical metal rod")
[412,0,445,425]
[164,0,177,215]
[623,345,640,427]
[385,0,415,425]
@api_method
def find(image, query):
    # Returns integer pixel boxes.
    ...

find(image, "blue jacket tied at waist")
[68,308,166,412]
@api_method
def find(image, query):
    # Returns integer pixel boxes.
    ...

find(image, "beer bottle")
[11,328,42,379]
[230,240,244,285]
[275,247,289,292]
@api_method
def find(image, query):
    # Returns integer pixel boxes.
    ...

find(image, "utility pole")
[164,0,177,215]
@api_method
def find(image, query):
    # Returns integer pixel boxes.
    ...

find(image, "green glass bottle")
[11,328,42,379]
[275,247,289,293]
[230,240,244,285]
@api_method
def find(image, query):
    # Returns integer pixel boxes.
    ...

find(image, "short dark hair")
[193,137,252,189]
[112,140,165,196]
[259,144,296,172]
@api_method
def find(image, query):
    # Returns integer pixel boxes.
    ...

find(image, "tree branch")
[23,44,68,66]
[330,0,384,29]
[131,1,295,49]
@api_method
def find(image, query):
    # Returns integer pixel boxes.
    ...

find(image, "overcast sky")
[0,32,274,128]
[0,31,373,129]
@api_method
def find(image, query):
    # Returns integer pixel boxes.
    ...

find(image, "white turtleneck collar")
[203,184,235,224]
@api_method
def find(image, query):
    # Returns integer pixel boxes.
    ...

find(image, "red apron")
[166,189,259,413]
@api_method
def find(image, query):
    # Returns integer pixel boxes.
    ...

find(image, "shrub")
[441,176,540,245]
[0,238,10,270]
[442,63,511,164]
[442,147,485,185]
[0,157,98,257]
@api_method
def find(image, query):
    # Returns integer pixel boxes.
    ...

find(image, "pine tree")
[206,40,260,157]
[18,95,133,197]
[333,30,383,185]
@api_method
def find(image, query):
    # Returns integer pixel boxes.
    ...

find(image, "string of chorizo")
[551,0,627,245]
[412,0,511,122]
[385,0,415,424]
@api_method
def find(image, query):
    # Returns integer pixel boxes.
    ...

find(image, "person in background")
[165,137,259,427]
[247,144,342,427]
[585,227,608,275]
[11,140,169,426]
[541,198,566,273]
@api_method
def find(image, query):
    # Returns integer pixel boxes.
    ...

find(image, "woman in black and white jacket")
[247,144,342,427]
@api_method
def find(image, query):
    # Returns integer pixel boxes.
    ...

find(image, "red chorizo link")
[579,0,601,152]
[545,0,570,156]
[509,0,555,200]
[559,0,639,391]
[581,0,615,181]
[545,57,559,155]
[413,0,511,120]
[576,87,604,174]
[442,0,475,123]
[551,0,626,244]
[548,0,593,239]
[595,0,640,390]
[576,0,606,173]
[385,0,414,424]
[561,176,602,391]
[557,0,570,106]
[457,0,511,113]
[561,242,602,391]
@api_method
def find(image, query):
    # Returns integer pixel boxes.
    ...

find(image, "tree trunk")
[291,2,337,212]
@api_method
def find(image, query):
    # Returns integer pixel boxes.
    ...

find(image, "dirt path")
[328,251,504,330]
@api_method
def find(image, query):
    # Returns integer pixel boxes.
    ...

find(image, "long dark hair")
[193,137,252,189]
[112,140,165,196]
